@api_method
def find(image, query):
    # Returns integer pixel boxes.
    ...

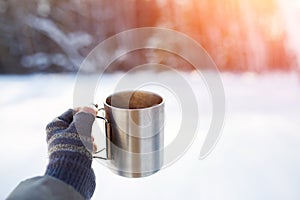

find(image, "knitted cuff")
[45,152,95,199]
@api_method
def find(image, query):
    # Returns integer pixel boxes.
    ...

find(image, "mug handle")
[92,106,111,160]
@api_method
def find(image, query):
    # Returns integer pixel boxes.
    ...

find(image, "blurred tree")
[154,0,296,72]
[0,0,297,73]
[0,0,161,73]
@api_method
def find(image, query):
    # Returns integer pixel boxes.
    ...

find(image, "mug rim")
[104,90,164,110]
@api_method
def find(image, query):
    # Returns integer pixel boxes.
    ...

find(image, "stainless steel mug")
[97,90,164,178]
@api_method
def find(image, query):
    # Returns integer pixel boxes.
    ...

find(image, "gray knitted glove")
[45,109,96,199]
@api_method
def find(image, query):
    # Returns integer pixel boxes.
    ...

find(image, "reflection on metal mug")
[95,90,164,178]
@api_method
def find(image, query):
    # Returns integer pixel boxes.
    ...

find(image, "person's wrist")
[45,151,95,199]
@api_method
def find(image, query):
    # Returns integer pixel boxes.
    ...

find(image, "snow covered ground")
[0,72,300,200]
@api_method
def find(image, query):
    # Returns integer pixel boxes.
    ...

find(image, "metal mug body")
[103,90,164,178]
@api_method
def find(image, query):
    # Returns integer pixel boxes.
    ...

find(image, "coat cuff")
[7,176,85,200]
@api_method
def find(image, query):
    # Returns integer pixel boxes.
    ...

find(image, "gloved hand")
[45,107,97,199]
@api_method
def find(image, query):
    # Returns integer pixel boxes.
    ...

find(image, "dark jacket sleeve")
[6,175,85,200]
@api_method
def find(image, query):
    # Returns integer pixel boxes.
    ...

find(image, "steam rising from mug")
[73,28,226,177]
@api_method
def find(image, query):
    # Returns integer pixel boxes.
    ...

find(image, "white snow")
[0,72,300,200]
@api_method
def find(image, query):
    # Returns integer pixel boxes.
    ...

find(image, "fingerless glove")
[45,109,96,199]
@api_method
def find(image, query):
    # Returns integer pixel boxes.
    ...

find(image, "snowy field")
[0,71,300,200]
